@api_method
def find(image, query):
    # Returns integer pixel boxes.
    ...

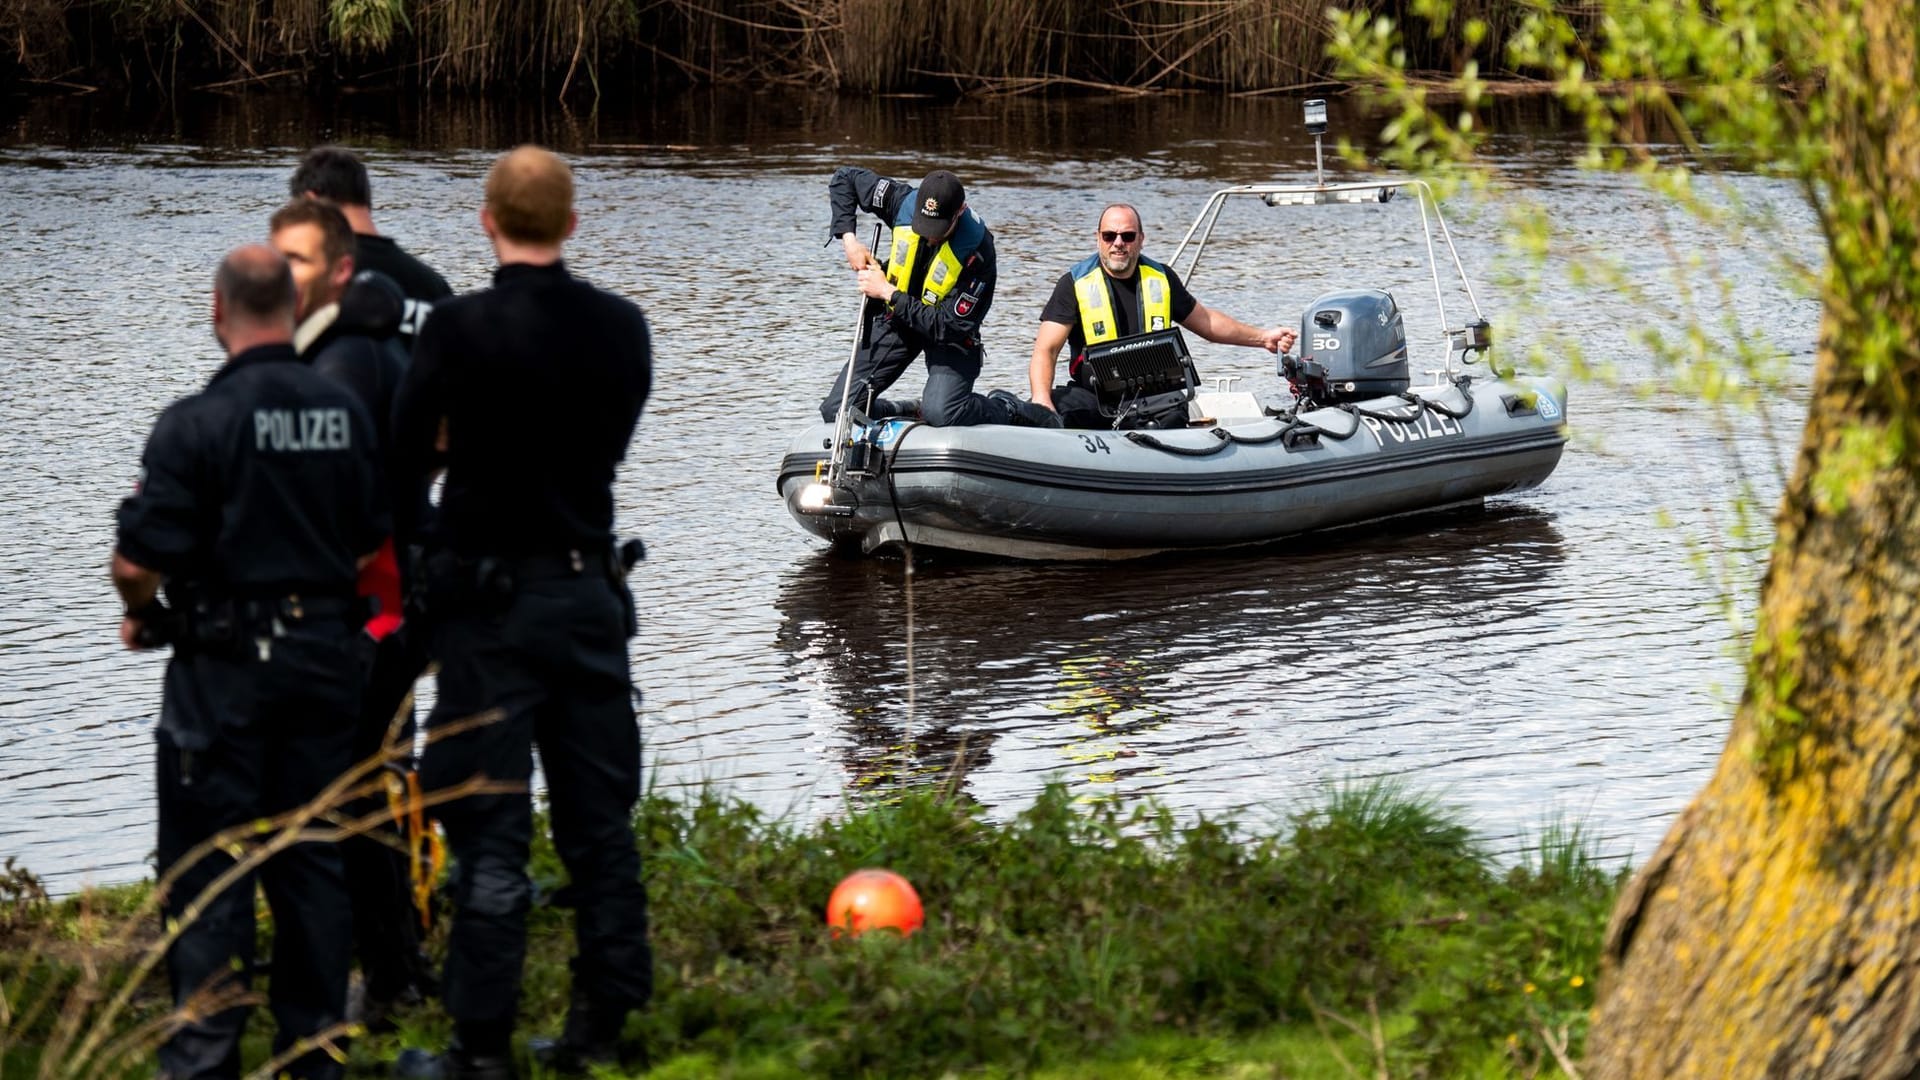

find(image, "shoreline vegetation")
[2,0,1599,99]
[2,781,1619,1077]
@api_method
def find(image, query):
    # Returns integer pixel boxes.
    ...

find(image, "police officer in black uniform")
[290,146,453,348]
[112,244,386,1080]
[389,146,653,1080]
[822,166,1049,427]
[270,196,434,1027]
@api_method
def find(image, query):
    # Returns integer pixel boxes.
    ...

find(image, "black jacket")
[353,233,452,350]
[827,166,996,350]
[117,344,387,593]
[300,271,411,454]
[390,261,652,557]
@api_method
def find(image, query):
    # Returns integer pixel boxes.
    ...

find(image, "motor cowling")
[1280,288,1409,406]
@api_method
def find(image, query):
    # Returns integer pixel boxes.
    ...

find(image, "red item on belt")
[359,536,404,641]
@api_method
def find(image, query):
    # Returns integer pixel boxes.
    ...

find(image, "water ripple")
[0,93,1814,892]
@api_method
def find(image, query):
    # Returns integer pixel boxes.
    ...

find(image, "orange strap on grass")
[403,770,446,931]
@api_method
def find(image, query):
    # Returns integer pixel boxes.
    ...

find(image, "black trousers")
[1052,383,1182,430]
[817,316,1014,427]
[1050,383,1109,430]
[343,625,430,1000]
[420,573,652,1051]
[154,632,358,1080]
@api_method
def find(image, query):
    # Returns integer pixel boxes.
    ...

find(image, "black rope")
[1404,387,1474,420]
[1348,401,1424,423]
[1123,428,1233,456]
[1219,424,1291,445]
[882,421,924,547]
[1305,410,1362,441]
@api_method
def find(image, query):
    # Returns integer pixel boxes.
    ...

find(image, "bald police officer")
[391,146,653,1079]
[1029,203,1295,428]
[113,245,386,1079]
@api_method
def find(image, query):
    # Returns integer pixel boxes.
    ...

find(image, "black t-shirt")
[353,233,452,348]
[116,344,388,593]
[1040,264,1197,373]
[391,261,653,556]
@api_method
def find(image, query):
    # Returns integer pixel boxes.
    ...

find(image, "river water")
[0,90,1817,893]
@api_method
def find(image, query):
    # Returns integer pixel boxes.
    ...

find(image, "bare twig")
[55,709,506,1076]
[193,68,300,91]
[1304,989,1365,1080]
[171,0,265,84]
[1526,1000,1584,1079]
[1366,995,1388,1080]
[559,0,586,100]
[906,69,1160,97]
[243,1018,360,1079]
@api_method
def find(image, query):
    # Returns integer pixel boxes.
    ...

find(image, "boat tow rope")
[1124,428,1233,456]
[1129,408,1372,455]
[1402,387,1474,420]
[1346,387,1474,424]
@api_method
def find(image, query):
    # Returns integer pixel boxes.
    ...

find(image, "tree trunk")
[1585,4,1920,1075]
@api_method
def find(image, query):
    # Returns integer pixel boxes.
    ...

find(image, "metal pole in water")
[903,543,915,772]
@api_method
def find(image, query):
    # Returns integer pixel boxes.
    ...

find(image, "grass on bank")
[1,781,1620,1078]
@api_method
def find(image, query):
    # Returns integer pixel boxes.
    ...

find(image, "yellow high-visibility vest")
[886,231,967,307]
[1073,257,1172,343]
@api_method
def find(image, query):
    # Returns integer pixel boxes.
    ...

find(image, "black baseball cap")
[911,170,966,239]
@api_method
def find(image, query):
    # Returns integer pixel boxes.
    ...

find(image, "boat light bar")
[1262,185,1398,207]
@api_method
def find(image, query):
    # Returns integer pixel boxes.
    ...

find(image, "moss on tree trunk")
[1588,3,1920,1074]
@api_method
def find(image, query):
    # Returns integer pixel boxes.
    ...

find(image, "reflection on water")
[0,89,1810,891]
[776,509,1574,813]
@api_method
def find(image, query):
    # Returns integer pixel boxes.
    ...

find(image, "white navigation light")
[1303,98,1328,136]
[797,481,834,513]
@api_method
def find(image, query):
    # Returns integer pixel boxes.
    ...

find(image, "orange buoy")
[826,868,924,938]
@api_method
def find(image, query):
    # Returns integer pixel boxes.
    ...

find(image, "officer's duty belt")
[510,547,620,581]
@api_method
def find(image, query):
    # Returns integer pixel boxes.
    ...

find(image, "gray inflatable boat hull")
[777,375,1568,560]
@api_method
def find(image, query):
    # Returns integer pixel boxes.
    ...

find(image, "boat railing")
[1165,178,1489,380]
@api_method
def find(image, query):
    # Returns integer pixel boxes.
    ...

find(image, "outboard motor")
[1279,288,1409,407]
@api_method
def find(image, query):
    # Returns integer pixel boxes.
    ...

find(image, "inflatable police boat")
[778,175,1567,561]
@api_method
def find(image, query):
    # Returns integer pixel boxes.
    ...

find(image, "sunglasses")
[1100,230,1139,243]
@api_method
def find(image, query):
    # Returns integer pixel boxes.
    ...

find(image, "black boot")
[390,1044,514,1080]
[870,397,920,420]
[526,993,629,1075]
[989,389,1062,429]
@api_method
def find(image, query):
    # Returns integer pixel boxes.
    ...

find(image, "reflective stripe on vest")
[1073,257,1173,343]
[886,231,967,307]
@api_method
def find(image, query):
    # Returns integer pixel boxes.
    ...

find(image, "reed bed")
[4,0,1600,96]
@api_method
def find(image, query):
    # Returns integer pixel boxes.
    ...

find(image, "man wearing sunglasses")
[1029,204,1296,428]
[822,166,1044,427]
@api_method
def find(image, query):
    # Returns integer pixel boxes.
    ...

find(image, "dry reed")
[2,0,1600,95]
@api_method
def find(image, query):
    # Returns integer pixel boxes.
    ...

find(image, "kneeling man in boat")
[822,165,1050,428]
[1029,204,1296,429]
